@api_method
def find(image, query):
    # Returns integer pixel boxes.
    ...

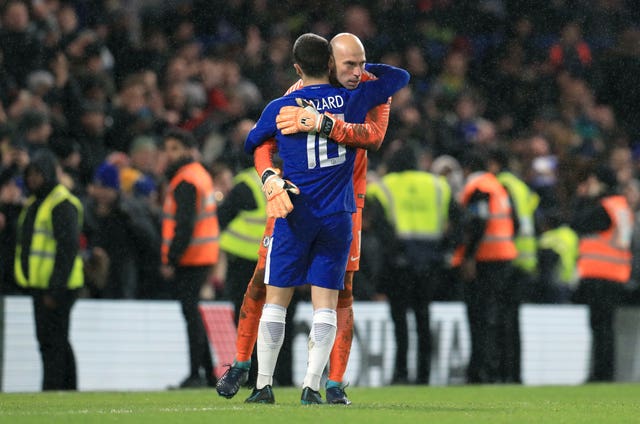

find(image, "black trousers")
[173,265,215,382]
[573,278,626,381]
[33,290,78,391]
[386,264,438,384]
[225,255,259,325]
[463,261,519,384]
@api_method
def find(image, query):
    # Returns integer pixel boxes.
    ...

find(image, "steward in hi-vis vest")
[576,193,633,283]
[161,128,218,389]
[162,159,219,267]
[452,170,518,266]
[366,145,454,385]
[496,171,539,273]
[487,147,540,303]
[15,183,84,290]
[16,149,83,391]
[571,165,633,382]
[455,149,520,385]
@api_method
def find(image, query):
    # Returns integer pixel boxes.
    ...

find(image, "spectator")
[0,166,25,295]
[547,21,592,78]
[0,0,44,88]
[49,137,82,195]
[73,101,109,187]
[119,135,159,196]
[83,161,160,299]
[430,50,474,115]
[433,89,485,160]
[179,51,231,137]
[16,110,53,156]
[217,118,256,174]
[105,74,157,153]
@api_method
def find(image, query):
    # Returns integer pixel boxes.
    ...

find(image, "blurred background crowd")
[2,0,640,305]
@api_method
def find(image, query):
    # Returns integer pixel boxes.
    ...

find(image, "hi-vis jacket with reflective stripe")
[219,168,266,261]
[367,170,451,241]
[15,184,84,289]
[497,171,539,273]
[452,171,517,265]
[539,224,579,286]
[162,161,219,266]
[578,195,633,283]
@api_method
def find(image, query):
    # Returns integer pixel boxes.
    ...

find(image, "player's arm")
[329,101,390,150]
[253,138,278,178]
[359,63,410,106]
[276,99,390,150]
[244,100,279,154]
[245,101,299,218]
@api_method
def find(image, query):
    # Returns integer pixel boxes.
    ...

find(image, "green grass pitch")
[2,384,640,423]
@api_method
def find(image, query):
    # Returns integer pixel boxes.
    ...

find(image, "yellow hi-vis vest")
[367,170,451,240]
[497,171,539,273]
[538,225,579,286]
[219,169,267,261]
[15,184,84,290]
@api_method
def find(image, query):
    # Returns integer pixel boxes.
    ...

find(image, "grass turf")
[2,384,640,423]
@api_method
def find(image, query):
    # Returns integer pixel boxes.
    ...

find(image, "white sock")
[256,304,286,389]
[303,308,337,391]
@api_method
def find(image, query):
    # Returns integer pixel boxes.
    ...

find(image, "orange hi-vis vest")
[162,161,219,266]
[452,172,518,266]
[577,195,633,283]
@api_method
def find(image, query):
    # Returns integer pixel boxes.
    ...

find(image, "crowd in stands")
[2,0,640,304]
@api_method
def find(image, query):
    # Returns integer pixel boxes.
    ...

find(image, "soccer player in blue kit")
[243,33,409,404]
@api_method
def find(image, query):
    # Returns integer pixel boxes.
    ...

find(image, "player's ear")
[293,63,303,78]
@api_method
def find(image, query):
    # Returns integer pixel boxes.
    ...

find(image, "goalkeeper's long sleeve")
[329,100,391,151]
[253,138,278,177]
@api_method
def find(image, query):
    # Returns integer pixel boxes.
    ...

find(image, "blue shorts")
[265,207,352,290]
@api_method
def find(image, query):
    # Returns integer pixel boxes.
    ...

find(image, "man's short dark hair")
[163,128,197,148]
[460,148,488,172]
[292,33,330,79]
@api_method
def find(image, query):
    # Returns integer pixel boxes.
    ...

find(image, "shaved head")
[330,33,365,56]
[330,33,366,89]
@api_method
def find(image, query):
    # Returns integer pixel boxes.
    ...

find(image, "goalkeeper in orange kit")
[216,33,392,405]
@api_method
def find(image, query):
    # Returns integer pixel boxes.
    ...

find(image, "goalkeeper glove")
[261,168,300,218]
[276,98,335,137]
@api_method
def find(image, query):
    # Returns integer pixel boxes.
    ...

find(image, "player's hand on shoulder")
[276,98,334,137]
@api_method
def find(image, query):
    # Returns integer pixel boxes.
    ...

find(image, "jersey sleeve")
[328,99,391,150]
[360,63,410,105]
[244,100,280,154]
